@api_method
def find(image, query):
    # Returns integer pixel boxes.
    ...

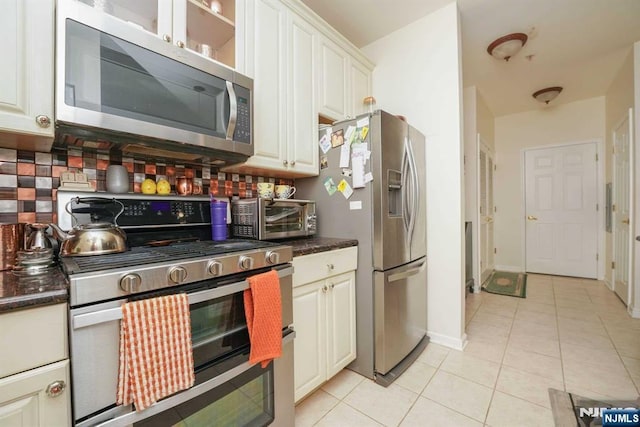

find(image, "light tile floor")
[294,274,640,426]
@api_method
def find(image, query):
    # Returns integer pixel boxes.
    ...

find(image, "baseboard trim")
[603,279,614,291]
[628,305,640,319]
[428,331,468,351]
[494,265,522,273]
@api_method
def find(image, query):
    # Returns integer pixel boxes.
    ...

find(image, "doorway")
[524,142,599,278]
[612,109,634,305]
[478,137,495,284]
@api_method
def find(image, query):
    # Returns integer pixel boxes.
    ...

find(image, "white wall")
[604,49,634,287]
[494,97,606,272]
[363,2,466,349]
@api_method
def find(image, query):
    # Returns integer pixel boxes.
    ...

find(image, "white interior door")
[478,138,495,283]
[524,143,598,278]
[613,110,633,305]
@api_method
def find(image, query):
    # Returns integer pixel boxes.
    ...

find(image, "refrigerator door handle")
[401,138,410,232]
[407,136,419,244]
[388,261,426,283]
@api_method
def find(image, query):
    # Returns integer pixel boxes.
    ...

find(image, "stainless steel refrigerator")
[296,110,428,386]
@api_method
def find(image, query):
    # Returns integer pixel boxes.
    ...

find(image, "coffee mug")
[257,182,274,198]
[275,185,296,199]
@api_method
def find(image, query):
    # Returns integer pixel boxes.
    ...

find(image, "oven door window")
[64,19,229,139]
[263,205,304,234]
[135,362,274,427]
[191,292,249,368]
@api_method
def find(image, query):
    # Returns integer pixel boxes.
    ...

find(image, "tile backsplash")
[0,147,292,224]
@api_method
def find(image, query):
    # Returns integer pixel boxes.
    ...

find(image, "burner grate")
[61,240,278,275]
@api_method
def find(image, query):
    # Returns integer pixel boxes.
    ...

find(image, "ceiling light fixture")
[487,33,528,61]
[532,86,563,104]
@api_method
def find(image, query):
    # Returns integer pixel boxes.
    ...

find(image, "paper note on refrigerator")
[364,172,374,183]
[345,126,356,144]
[356,117,369,128]
[339,141,351,168]
[323,177,337,195]
[319,134,331,154]
[337,179,353,199]
[351,144,367,188]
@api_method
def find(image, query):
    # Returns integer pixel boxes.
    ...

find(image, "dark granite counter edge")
[0,291,69,313]
[280,237,358,257]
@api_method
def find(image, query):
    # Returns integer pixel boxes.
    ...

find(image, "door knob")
[527,215,538,221]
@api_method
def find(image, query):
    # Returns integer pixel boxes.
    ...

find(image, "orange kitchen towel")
[244,269,282,368]
[117,294,195,412]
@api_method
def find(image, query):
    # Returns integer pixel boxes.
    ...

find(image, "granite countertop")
[277,236,358,257]
[0,267,69,314]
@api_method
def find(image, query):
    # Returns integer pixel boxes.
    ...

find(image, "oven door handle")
[72,266,294,330]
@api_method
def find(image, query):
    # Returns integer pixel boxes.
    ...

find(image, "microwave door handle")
[225,81,238,140]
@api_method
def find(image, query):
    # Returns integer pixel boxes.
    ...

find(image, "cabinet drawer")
[0,304,68,379]
[293,246,357,287]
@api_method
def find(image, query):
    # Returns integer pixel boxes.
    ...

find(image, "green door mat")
[482,271,527,298]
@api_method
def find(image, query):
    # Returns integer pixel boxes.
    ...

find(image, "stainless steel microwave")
[55,0,253,165]
[231,199,317,240]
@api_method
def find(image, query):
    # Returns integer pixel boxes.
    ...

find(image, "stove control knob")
[265,251,280,265]
[168,266,188,284]
[208,260,223,276]
[120,274,142,293]
[239,256,254,271]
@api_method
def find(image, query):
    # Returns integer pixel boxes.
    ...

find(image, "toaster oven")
[231,199,316,240]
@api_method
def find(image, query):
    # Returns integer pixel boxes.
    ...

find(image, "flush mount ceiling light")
[532,86,563,104]
[487,33,528,61]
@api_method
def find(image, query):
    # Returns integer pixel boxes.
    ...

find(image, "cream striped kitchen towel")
[117,294,195,411]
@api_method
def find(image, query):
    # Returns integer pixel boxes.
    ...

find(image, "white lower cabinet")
[0,303,70,426]
[292,247,357,402]
[0,360,71,427]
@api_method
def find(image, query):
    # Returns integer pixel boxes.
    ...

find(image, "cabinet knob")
[322,285,328,293]
[35,115,51,128]
[283,160,288,166]
[330,283,335,290]
[176,40,185,48]
[46,380,66,398]
[290,161,296,166]
[163,34,172,43]
[327,263,334,270]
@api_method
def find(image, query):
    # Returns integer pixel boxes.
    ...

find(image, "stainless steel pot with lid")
[50,197,128,257]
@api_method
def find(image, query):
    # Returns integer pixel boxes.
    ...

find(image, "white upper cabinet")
[229,0,318,177]
[0,0,54,152]
[230,0,373,177]
[286,12,318,174]
[317,34,373,121]
[349,58,373,118]
[77,0,236,68]
[318,36,349,120]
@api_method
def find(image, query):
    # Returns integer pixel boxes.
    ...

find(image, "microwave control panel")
[234,84,251,144]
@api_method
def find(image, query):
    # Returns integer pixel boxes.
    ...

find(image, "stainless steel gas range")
[56,191,295,427]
